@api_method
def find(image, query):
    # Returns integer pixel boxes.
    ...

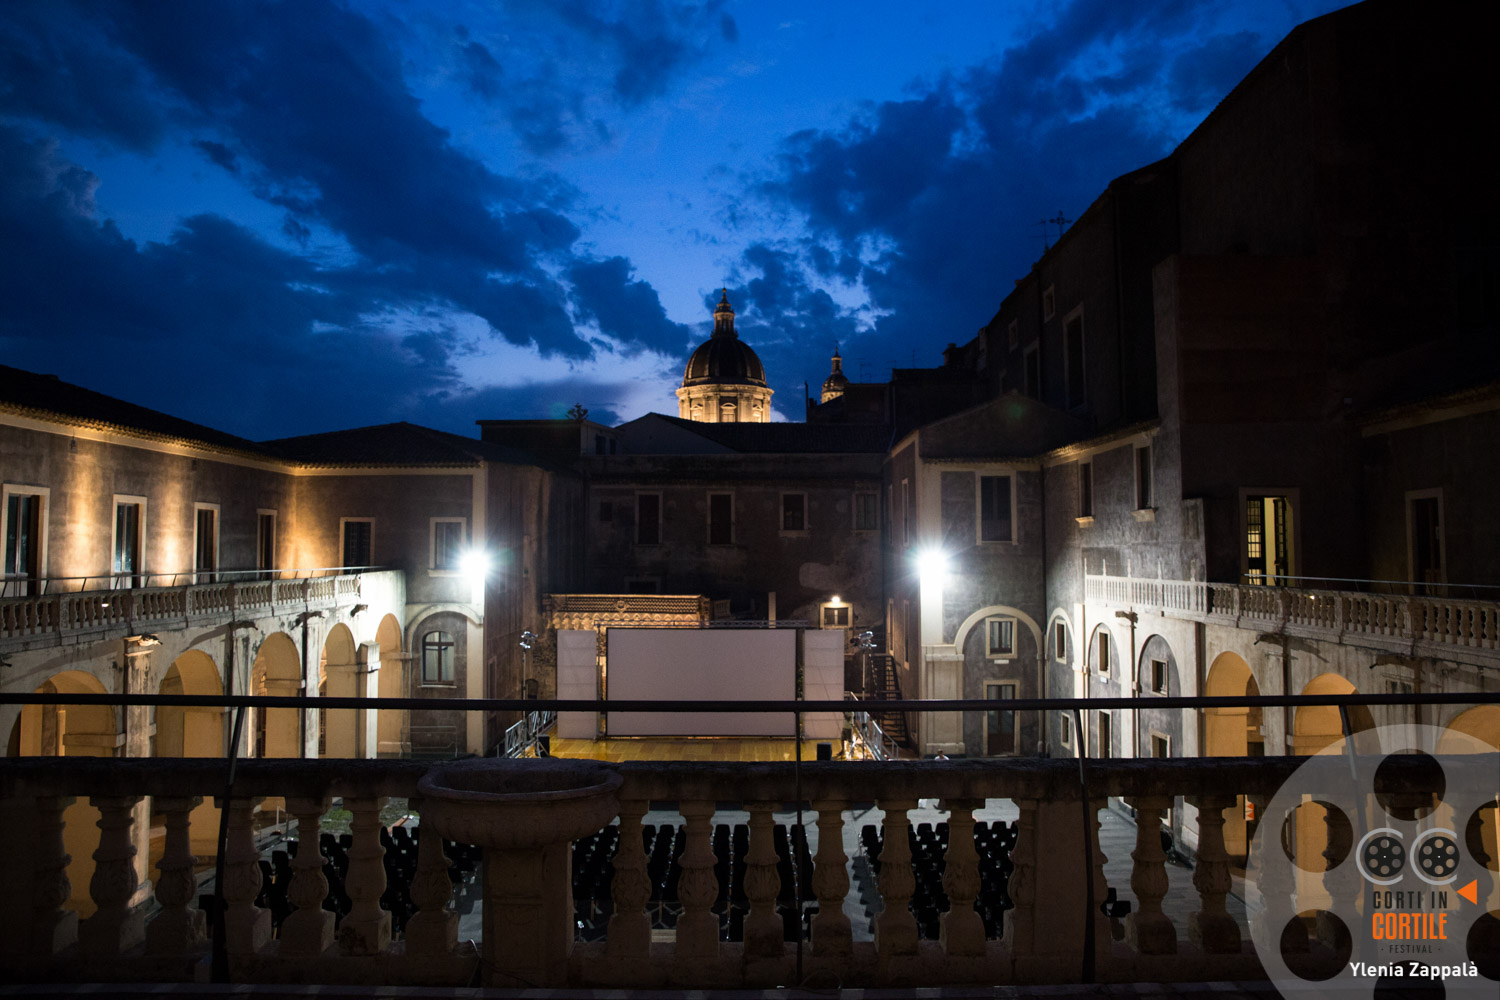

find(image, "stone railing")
[0,753,1331,989]
[1085,575,1500,657]
[0,570,393,647]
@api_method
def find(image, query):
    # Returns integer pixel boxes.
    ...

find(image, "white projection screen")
[606,628,796,736]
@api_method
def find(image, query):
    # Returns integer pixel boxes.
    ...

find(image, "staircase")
[867,654,912,747]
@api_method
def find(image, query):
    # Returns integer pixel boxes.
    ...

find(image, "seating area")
[859,819,1018,939]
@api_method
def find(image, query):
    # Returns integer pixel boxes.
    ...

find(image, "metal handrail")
[0,566,386,597]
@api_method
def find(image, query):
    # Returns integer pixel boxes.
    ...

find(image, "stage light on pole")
[461,548,491,583]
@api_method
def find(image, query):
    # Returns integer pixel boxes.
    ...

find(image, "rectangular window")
[985,682,1017,755]
[1150,658,1168,694]
[1097,631,1111,674]
[1053,621,1067,661]
[1024,344,1040,399]
[341,517,372,567]
[113,497,145,587]
[431,518,465,571]
[3,487,47,596]
[421,630,455,684]
[978,475,1013,543]
[194,504,219,582]
[1078,461,1093,518]
[1151,733,1170,759]
[821,603,851,628]
[636,493,661,545]
[985,616,1016,657]
[1059,712,1073,747]
[256,510,276,577]
[1064,312,1085,408]
[1136,444,1153,509]
[853,491,878,531]
[901,479,912,546]
[1098,711,1112,758]
[781,493,807,532]
[708,492,733,545]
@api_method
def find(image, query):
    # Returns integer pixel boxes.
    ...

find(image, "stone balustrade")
[0,753,1331,989]
[1085,574,1500,658]
[0,571,395,647]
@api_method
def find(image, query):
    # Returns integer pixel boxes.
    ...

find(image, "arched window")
[422,630,455,684]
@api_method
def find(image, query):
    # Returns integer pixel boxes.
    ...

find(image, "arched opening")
[252,632,302,758]
[1439,706,1500,898]
[1292,673,1375,756]
[376,614,407,757]
[17,670,117,917]
[155,649,225,857]
[320,623,358,758]
[1203,651,1264,861]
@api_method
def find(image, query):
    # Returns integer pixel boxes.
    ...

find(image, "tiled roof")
[633,414,892,454]
[263,422,558,470]
[0,364,265,454]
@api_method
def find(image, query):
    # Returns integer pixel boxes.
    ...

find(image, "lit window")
[421,630,455,684]
[3,486,47,596]
[979,475,1012,542]
[821,604,850,628]
[985,617,1015,657]
[196,504,220,582]
[782,493,807,532]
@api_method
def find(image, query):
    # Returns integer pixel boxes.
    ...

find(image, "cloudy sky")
[1,0,1349,440]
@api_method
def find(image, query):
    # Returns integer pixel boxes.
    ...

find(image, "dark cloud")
[192,138,238,173]
[744,0,1282,407]
[568,257,693,355]
[553,0,735,107]
[458,39,504,102]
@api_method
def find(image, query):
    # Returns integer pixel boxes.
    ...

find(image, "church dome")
[820,344,849,402]
[681,290,768,388]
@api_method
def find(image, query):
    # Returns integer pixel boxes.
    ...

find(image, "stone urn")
[417,757,622,987]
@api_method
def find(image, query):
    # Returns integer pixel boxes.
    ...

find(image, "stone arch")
[16,670,117,917]
[320,622,359,758]
[405,604,483,654]
[1085,622,1119,678]
[1440,707,1500,888]
[951,604,1044,657]
[376,613,407,757]
[1293,672,1375,756]
[1203,651,1264,862]
[1440,705,1500,752]
[156,649,225,855]
[252,632,302,758]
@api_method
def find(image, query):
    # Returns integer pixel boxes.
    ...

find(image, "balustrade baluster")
[27,795,78,955]
[873,797,918,959]
[810,798,851,955]
[741,802,783,959]
[605,799,651,959]
[674,801,719,960]
[337,796,390,956]
[1124,797,1176,954]
[1188,795,1240,953]
[940,799,985,957]
[404,809,457,957]
[1005,798,1037,959]
[146,796,207,956]
[79,795,145,956]
[280,795,334,956]
[218,796,271,957]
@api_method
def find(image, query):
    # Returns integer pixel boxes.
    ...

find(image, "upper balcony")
[0,568,403,653]
[1085,574,1500,665]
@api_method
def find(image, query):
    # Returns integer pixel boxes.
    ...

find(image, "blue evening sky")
[1,0,1351,438]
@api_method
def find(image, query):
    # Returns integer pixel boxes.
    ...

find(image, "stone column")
[674,800,720,961]
[1124,796,1176,954]
[337,796,391,956]
[1188,794,1241,953]
[940,799,986,957]
[606,799,651,959]
[741,802,784,959]
[78,795,146,956]
[811,799,852,956]
[280,796,334,956]
[874,798,918,960]
[146,796,207,956]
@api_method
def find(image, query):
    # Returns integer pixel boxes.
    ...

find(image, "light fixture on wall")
[127,633,161,647]
[349,604,368,617]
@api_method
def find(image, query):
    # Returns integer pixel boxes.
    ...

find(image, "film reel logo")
[1247,724,1499,997]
